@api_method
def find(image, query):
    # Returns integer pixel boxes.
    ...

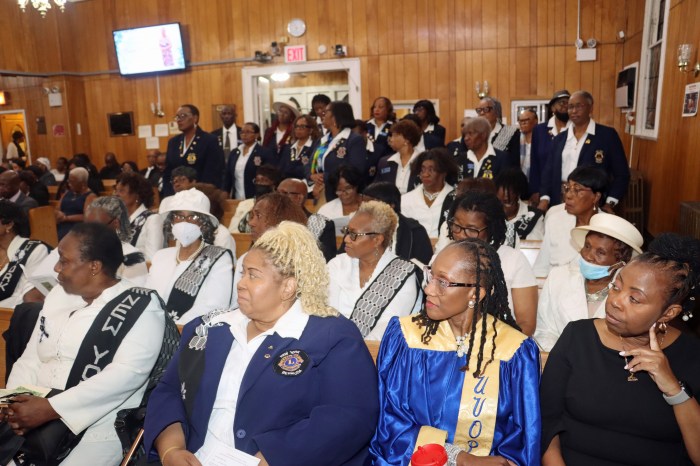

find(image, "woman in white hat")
[262,100,301,156]
[146,188,233,324]
[534,212,643,351]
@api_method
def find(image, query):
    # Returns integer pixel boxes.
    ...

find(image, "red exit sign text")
[285,45,307,63]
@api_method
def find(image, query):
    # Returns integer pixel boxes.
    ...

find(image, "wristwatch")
[663,381,694,405]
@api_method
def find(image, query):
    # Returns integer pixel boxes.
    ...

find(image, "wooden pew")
[232,232,253,259]
[222,199,241,231]
[29,205,59,248]
[0,307,12,388]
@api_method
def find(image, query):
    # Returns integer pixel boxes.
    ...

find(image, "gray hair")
[87,196,132,242]
[70,167,89,183]
[480,97,503,120]
[465,117,492,137]
[572,90,595,106]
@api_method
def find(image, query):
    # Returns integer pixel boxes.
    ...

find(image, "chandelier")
[17,0,68,18]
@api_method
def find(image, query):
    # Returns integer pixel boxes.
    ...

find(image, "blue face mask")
[578,256,612,280]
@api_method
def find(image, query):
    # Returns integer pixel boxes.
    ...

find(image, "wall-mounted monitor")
[108,112,134,136]
[113,23,186,76]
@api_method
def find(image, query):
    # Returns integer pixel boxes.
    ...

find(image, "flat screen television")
[113,23,186,76]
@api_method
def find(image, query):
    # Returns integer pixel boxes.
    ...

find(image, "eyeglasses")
[294,124,311,129]
[567,103,587,111]
[336,187,357,196]
[561,183,593,197]
[423,266,476,295]
[447,218,488,238]
[174,113,193,120]
[172,212,203,223]
[518,117,536,124]
[475,106,493,115]
[341,226,379,241]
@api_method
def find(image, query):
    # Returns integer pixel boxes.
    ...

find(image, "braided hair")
[413,239,519,377]
[633,233,700,319]
[447,191,507,248]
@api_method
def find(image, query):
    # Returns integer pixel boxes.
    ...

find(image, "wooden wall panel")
[5,0,695,236]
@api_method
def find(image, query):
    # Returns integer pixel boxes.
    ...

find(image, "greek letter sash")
[0,240,48,301]
[350,257,417,337]
[166,245,231,319]
[130,209,155,246]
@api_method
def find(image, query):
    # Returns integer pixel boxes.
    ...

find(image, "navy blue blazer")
[320,131,368,201]
[529,121,557,195]
[223,143,275,199]
[454,147,511,180]
[375,154,419,193]
[211,125,242,148]
[143,312,379,466]
[366,120,394,160]
[423,124,446,149]
[540,122,630,205]
[278,140,319,180]
[163,127,225,195]
[446,138,468,158]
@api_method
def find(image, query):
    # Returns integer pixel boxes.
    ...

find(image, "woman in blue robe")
[368,239,541,466]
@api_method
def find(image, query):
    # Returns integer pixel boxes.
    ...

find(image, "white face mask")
[172,221,202,247]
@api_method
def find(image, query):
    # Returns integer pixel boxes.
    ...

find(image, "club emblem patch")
[274,349,310,376]
[186,153,197,164]
[594,150,604,164]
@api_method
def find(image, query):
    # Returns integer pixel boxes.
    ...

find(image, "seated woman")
[401,148,458,238]
[541,233,700,466]
[0,200,50,308]
[143,221,379,466]
[317,165,364,236]
[55,167,97,240]
[439,191,538,336]
[147,188,233,324]
[535,213,643,351]
[115,171,164,262]
[1,223,167,465]
[327,200,422,340]
[533,166,608,277]
[368,239,541,465]
[495,167,545,248]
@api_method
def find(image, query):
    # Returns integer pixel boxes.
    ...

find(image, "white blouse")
[146,245,233,324]
[129,204,164,262]
[532,204,578,277]
[401,183,453,238]
[7,280,165,464]
[326,249,422,340]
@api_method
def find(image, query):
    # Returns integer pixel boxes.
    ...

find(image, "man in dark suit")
[163,104,225,196]
[529,89,570,204]
[0,170,38,215]
[140,149,160,182]
[538,90,630,212]
[210,104,241,168]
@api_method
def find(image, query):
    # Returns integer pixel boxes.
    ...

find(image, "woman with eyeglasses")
[317,165,364,236]
[368,238,540,465]
[475,97,520,167]
[223,122,275,200]
[401,148,459,238]
[327,200,421,341]
[279,114,320,180]
[438,190,538,336]
[535,213,643,352]
[146,188,233,324]
[533,166,608,278]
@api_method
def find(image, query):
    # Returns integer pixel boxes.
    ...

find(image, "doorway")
[0,110,30,163]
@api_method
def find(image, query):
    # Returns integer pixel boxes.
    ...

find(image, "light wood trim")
[0,307,12,388]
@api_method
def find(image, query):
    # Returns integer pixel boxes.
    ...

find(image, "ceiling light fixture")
[17,0,68,18]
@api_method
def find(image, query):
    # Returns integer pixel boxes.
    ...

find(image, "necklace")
[423,188,440,201]
[455,333,471,358]
[585,281,610,303]
[618,332,666,382]
[175,241,205,265]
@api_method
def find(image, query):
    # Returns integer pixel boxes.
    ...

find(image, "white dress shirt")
[234,143,256,200]
[7,280,165,465]
[195,301,308,458]
[532,204,578,277]
[534,259,605,351]
[129,204,164,262]
[146,245,233,324]
[401,183,453,238]
[561,119,597,182]
[386,148,421,194]
[0,235,50,308]
[327,249,422,340]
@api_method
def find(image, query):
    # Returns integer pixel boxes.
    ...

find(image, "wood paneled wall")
[5,0,695,235]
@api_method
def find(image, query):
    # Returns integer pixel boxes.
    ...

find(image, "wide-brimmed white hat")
[159,188,219,227]
[272,100,301,119]
[571,212,643,255]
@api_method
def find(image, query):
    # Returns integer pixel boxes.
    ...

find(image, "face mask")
[254,184,274,197]
[579,256,612,280]
[172,222,202,247]
[554,110,570,123]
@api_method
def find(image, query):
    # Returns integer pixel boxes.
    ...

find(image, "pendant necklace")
[423,188,439,202]
[455,333,471,358]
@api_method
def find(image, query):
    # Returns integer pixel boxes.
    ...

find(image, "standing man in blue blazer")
[538,91,630,212]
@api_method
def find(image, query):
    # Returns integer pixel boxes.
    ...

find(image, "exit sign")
[285,45,307,63]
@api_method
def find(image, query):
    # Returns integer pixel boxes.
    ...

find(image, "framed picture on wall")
[107,112,135,136]
[510,100,549,125]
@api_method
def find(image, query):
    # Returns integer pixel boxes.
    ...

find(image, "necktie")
[223,130,231,164]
